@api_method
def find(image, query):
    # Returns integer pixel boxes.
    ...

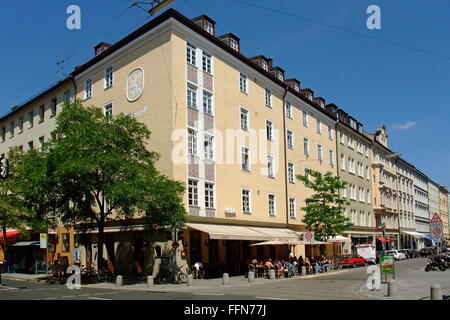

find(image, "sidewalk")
[1,273,51,283]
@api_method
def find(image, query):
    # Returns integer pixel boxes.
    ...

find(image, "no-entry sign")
[304,231,315,242]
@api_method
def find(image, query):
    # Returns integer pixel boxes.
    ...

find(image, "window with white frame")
[340,131,345,144]
[266,120,273,141]
[85,78,92,99]
[242,189,251,213]
[303,137,310,156]
[328,126,333,140]
[288,162,295,183]
[289,198,296,219]
[367,212,372,227]
[342,185,347,198]
[285,101,293,118]
[188,180,198,206]
[341,153,346,171]
[366,165,370,180]
[39,105,45,122]
[240,107,249,131]
[39,136,44,151]
[187,84,197,109]
[230,38,239,51]
[9,122,14,138]
[18,117,23,132]
[205,182,215,208]
[104,103,113,117]
[317,144,323,162]
[287,130,294,149]
[51,98,57,115]
[265,88,272,107]
[316,118,322,134]
[28,111,34,128]
[188,128,197,156]
[204,134,214,160]
[302,111,308,127]
[304,167,312,181]
[360,211,365,226]
[367,189,371,204]
[240,73,248,93]
[203,91,213,115]
[261,60,268,71]
[241,146,250,171]
[64,90,71,103]
[104,65,113,89]
[186,43,196,66]
[202,52,212,74]
[268,194,276,217]
[267,155,274,178]
[329,149,334,166]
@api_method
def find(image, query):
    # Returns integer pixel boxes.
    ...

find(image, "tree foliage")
[297,169,352,241]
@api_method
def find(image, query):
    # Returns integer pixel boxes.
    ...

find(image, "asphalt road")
[0,257,440,300]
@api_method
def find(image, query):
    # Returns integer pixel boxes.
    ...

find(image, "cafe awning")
[250,240,305,246]
[0,230,21,241]
[376,237,396,242]
[10,241,40,247]
[186,223,300,241]
[401,231,428,238]
[327,235,351,243]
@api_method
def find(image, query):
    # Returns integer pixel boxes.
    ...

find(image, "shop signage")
[380,255,395,274]
[39,233,47,249]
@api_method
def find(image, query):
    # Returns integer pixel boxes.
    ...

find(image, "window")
[28,141,34,150]
[329,149,334,166]
[268,194,276,217]
[39,105,45,122]
[266,120,273,141]
[240,73,248,93]
[18,117,23,132]
[186,43,196,66]
[62,233,70,252]
[302,111,308,127]
[316,118,322,134]
[187,85,197,109]
[285,101,293,118]
[104,66,113,89]
[317,144,323,162]
[261,60,268,71]
[188,129,197,156]
[289,198,296,219]
[188,180,198,206]
[39,136,44,150]
[241,147,250,171]
[341,185,347,198]
[242,189,251,213]
[230,38,239,51]
[340,131,345,144]
[85,78,92,99]
[204,135,214,160]
[1,127,5,142]
[202,52,212,74]
[64,90,71,103]
[265,88,272,107]
[267,155,274,178]
[205,21,214,35]
[9,122,14,138]
[304,167,312,181]
[50,98,57,115]
[205,183,215,208]
[28,111,34,128]
[340,154,346,171]
[367,190,371,204]
[203,91,213,115]
[328,126,333,140]
[104,103,113,117]
[303,137,310,156]
[366,165,370,180]
[240,107,249,131]
[287,130,294,149]
[288,162,295,183]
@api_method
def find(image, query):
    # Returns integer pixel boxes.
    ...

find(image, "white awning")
[328,235,351,243]
[250,240,305,246]
[10,241,40,247]
[402,231,428,238]
[186,223,300,241]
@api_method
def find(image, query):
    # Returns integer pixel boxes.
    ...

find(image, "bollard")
[269,270,276,280]
[301,266,306,276]
[223,273,229,286]
[116,275,123,287]
[431,284,442,300]
[387,279,397,297]
[248,271,255,283]
[146,275,154,288]
[187,274,193,288]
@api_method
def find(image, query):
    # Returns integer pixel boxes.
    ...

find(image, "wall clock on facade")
[126,68,144,102]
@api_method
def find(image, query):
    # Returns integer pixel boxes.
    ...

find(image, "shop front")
[400,231,429,249]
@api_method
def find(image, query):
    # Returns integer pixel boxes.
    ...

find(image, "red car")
[333,253,367,269]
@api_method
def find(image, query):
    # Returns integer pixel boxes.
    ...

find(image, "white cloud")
[392,121,417,131]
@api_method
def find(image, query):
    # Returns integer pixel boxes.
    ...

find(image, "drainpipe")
[70,74,77,101]
[282,85,289,229]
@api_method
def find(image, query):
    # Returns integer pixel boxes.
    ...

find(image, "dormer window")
[205,21,214,35]
[277,72,283,81]
[230,38,238,51]
[293,83,299,91]
[261,60,268,71]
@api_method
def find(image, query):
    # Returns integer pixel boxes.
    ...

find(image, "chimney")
[249,55,270,72]
[94,42,112,56]
[270,66,284,82]
[300,88,314,101]
[314,97,326,108]
[285,78,301,92]
[218,33,240,52]
[192,15,216,36]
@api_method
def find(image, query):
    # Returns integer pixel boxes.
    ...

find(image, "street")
[0,257,446,300]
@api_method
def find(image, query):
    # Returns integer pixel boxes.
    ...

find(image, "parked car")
[386,250,407,260]
[419,247,435,257]
[398,249,411,259]
[333,253,367,269]
[408,249,420,258]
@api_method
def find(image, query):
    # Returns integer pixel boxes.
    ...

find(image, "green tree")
[297,169,352,241]
[12,100,187,272]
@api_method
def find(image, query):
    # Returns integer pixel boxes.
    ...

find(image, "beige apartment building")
[369,126,400,250]
[396,158,416,249]
[439,186,449,244]
[334,109,377,252]
[0,10,341,276]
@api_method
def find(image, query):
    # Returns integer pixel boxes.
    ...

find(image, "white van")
[356,244,376,264]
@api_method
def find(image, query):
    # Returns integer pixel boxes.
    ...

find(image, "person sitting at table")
[321,256,330,272]
[264,258,275,269]
[311,257,321,274]
[285,259,296,277]
[303,257,311,274]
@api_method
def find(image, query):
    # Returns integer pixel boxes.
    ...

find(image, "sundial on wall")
[126,68,144,102]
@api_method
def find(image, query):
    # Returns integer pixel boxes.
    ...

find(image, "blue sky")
[0,0,449,187]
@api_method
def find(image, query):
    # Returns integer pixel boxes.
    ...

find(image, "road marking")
[255,296,293,300]
[43,297,59,300]
[87,296,112,300]
[61,295,75,299]
[192,293,225,296]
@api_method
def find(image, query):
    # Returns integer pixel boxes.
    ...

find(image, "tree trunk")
[2,223,8,272]
[97,219,105,273]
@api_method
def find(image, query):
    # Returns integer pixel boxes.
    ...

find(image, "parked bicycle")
[155,261,188,284]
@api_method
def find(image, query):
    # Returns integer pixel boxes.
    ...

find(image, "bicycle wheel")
[178,272,188,284]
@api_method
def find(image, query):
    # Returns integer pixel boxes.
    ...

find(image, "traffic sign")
[304,231,315,242]
[39,233,47,249]
[430,212,442,224]
[432,226,443,239]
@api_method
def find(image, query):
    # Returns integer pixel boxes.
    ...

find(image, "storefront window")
[62,233,70,252]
